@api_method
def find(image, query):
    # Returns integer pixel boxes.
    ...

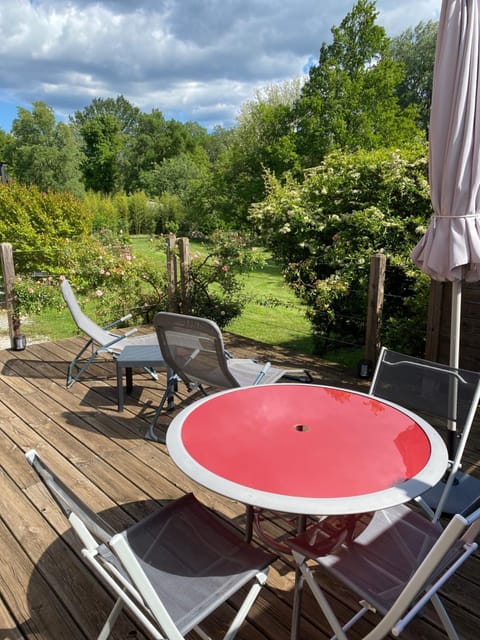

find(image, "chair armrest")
[103,313,133,330]
[101,330,137,351]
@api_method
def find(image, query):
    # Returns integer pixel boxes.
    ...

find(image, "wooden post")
[364,253,387,368]
[166,234,178,312]
[177,237,191,314]
[425,280,444,361]
[0,242,19,348]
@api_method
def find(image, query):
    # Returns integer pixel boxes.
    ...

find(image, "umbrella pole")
[448,280,462,457]
[449,280,461,369]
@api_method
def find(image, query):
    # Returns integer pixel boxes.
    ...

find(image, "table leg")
[126,367,133,394]
[245,505,254,543]
[117,366,133,412]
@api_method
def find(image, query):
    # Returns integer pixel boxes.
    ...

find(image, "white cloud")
[0,0,442,131]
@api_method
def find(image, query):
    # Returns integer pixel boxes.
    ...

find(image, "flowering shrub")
[13,275,64,315]
[0,181,92,274]
[11,219,264,332]
[182,230,266,327]
[250,145,433,355]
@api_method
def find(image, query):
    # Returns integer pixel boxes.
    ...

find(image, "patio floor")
[0,330,479,639]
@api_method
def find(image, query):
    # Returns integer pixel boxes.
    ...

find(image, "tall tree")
[72,96,141,193]
[390,21,437,134]
[122,111,209,193]
[295,0,422,167]
[215,78,303,227]
[4,101,84,196]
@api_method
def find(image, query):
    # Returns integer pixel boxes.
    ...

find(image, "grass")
[130,235,315,352]
[226,261,315,353]
[3,235,354,361]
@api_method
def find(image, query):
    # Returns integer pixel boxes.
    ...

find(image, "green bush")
[84,190,120,234]
[250,145,432,355]
[0,181,92,274]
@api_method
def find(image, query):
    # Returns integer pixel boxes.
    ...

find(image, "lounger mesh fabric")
[61,278,160,387]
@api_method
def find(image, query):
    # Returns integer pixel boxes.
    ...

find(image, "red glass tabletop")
[167,385,448,514]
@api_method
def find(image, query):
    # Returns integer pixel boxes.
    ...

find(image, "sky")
[0,0,441,134]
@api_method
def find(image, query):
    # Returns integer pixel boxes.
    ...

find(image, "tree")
[72,96,141,193]
[390,21,437,133]
[214,79,303,227]
[0,129,12,161]
[294,0,422,167]
[4,102,84,196]
[122,110,208,193]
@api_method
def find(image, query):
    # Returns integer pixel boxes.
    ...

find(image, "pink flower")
[213,259,220,266]
[28,288,34,294]
[105,271,110,276]
[95,289,103,297]
[222,265,229,272]
[59,275,65,281]
[99,268,105,275]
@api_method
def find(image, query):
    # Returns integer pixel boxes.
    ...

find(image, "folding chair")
[61,278,160,388]
[289,500,480,640]
[25,449,275,640]
[148,311,312,441]
[369,347,480,519]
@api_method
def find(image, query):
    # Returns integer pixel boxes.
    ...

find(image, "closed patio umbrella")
[411,0,480,512]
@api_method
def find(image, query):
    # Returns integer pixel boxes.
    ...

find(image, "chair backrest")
[370,348,480,520]
[370,347,480,458]
[370,347,480,427]
[25,449,115,548]
[154,312,240,389]
[61,279,113,347]
[24,450,183,638]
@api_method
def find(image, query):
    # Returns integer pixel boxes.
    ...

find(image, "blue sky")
[0,0,441,133]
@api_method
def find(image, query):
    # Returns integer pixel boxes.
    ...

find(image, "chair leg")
[145,373,181,443]
[430,593,459,640]
[66,339,98,388]
[222,570,269,640]
[290,565,304,640]
[97,597,124,640]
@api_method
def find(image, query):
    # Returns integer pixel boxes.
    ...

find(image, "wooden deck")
[0,331,479,640]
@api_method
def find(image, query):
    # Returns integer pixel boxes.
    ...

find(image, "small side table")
[116,344,167,412]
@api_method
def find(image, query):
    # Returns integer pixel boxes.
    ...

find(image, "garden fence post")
[0,242,18,349]
[166,234,178,312]
[177,237,191,314]
[364,253,386,373]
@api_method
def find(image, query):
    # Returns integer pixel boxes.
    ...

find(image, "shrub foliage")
[250,145,432,355]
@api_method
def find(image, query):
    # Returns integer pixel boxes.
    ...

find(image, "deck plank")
[0,333,479,639]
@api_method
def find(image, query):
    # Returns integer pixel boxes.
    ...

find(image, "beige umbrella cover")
[411,0,480,283]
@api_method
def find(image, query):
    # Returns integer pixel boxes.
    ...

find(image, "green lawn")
[225,261,314,353]
[130,235,315,353]
[4,235,315,356]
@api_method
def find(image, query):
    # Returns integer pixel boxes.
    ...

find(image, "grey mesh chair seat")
[61,278,160,388]
[148,311,311,441]
[25,450,275,640]
[289,501,480,640]
[369,347,480,520]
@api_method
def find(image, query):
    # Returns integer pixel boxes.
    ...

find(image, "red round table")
[166,385,448,515]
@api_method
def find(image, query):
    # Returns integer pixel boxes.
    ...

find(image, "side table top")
[116,344,165,367]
